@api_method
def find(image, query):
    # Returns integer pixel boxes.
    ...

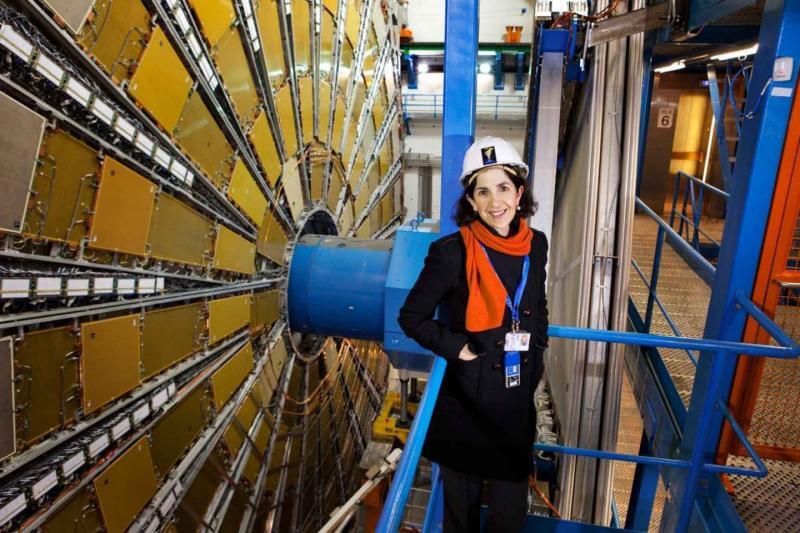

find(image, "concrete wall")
[404,0,535,43]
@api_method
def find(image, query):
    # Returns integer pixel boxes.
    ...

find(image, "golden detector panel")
[280,160,306,221]
[256,208,289,264]
[14,327,79,445]
[0,337,14,461]
[174,90,235,187]
[188,0,236,47]
[41,487,102,532]
[175,449,226,529]
[319,81,333,144]
[142,303,202,379]
[299,77,314,144]
[229,159,268,224]
[129,26,193,132]
[81,314,141,414]
[275,85,299,156]
[213,226,256,274]
[250,111,283,185]
[149,193,214,267]
[93,436,158,533]
[77,0,150,82]
[257,0,286,88]
[292,0,311,73]
[251,290,281,333]
[215,28,260,126]
[88,157,155,256]
[208,294,251,344]
[26,129,98,245]
[211,341,255,410]
[0,92,45,234]
[150,385,211,476]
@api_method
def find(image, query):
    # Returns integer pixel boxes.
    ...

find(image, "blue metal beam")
[439,0,479,235]
[625,434,661,531]
[662,0,800,530]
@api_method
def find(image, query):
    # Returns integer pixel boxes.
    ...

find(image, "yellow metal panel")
[361,118,376,158]
[215,28,260,126]
[174,90,235,188]
[344,0,360,45]
[41,488,102,532]
[213,226,256,274]
[280,160,305,221]
[331,95,346,153]
[256,208,288,263]
[228,159,268,224]
[129,26,193,132]
[188,0,235,46]
[372,1,386,43]
[391,117,401,161]
[220,485,248,531]
[354,184,369,215]
[380,192,393,226]
[310,161,324,200]
[298,77,314,144]
[379,134,392,173]
[223,395,257,455]
[175,450,225,529]
[372,84,387,129]
[81,314,141,414]
[323,0,338,17]
[250,290,281,333]
[269,337,288,382]
[362,45,377,91]
[340,198,354,234]
[293,0,311,74]
[150,385,210,476]
[13,327,78,445]
[78,0,150,82]
[149,193,213,267]
[249,112,282,185]
[211,342,254,410]
[252,372,275,408]
[208,294,251,344]
[142,303,202,379]
[321,11,335,82]
[319,80,332,144]
[275,85,299,156]
[1,338,14,461]
[350,150,365,188]
[337,39,353,95]
[0,92,45,234]
[370,203,381,230]
[384,59,396,101]
[88,157,155,256]
[26,129,98,244]
[243,421,270,483]
[93,436,158,533]
[257,0,286,88]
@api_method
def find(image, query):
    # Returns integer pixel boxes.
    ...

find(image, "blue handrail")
[376,296,798,532]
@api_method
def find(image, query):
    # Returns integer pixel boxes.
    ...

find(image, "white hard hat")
[459,136,528,186]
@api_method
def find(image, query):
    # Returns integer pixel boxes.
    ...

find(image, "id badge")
[504,330,531,352]
[504,352,521,388]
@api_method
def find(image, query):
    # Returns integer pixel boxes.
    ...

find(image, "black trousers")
[440,465,528,532]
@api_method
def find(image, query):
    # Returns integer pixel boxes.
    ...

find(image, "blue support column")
[405,54,418,89]
[661,0,800,530]
[439,0,479,235]
[706,67,734,192]
[493,52,504,90]
[515,52,526,90]
[624,432,660,531]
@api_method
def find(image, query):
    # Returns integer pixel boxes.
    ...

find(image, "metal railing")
[375,199,800,532]
[668,171,729,261]
[402,93,529,120]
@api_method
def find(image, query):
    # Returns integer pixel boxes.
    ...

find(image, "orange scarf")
[459,218,533,332]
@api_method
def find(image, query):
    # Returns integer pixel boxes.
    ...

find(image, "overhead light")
[417,62,429,73]
[711,44,758,62]
[654,61,685,73]
[479,62,492,74]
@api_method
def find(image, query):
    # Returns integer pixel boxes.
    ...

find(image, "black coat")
[397,225,549,481]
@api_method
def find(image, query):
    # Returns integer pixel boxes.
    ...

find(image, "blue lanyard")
[479,245,530,331]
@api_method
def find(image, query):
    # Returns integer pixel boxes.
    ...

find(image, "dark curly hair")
[453,169,537,227]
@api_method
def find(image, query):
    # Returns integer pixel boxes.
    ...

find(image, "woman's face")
[467,167,523,236]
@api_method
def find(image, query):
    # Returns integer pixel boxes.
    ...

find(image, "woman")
[398,137,549,532]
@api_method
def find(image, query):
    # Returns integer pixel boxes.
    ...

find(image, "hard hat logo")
[481,146,497,165]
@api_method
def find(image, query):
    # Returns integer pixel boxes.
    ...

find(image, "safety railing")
[668,171,729,261]
[402,93,528,120]
[376,202,800,531]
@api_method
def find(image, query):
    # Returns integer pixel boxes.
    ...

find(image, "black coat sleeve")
[535,232,549,349]
[397,240,469,362]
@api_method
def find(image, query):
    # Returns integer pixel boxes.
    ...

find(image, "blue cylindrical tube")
[288,235,392,341]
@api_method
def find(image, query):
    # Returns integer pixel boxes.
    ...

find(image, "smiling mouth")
[488,208,507,218]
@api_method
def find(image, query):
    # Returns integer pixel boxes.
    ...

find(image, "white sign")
[657,107,675,128]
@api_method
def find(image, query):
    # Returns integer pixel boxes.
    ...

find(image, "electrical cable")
[529,475,561,517]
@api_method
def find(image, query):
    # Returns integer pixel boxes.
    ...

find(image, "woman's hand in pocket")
[458,343,479,362]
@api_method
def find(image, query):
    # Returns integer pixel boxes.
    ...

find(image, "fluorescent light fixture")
[0,24,34,62]
[65,77,91,107]
[478,50,496,56]
[711,44,758,62]
[417,62,429,73]
[654,61,685,73]
[479,62,492,74]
